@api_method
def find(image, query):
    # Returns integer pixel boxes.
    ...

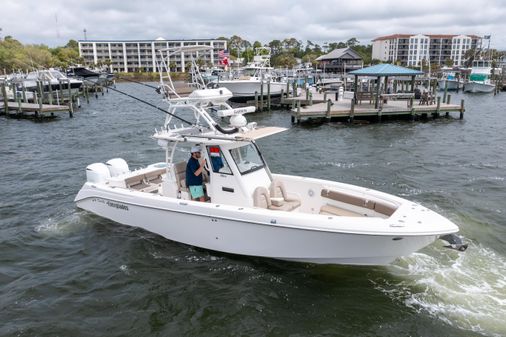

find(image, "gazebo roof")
[349,64,423,76]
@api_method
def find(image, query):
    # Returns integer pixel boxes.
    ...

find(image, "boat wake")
[374,242,506,337]
[34,209,92,236]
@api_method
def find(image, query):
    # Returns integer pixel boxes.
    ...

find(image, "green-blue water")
[1,84,505,336]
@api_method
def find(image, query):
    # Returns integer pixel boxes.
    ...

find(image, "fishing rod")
[99,82,238,134]
[114,76,159,89]
[86,79,193,126]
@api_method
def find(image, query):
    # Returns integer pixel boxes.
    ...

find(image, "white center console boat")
[74,47,464,265]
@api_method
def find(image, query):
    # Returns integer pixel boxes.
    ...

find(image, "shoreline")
[113,72,189,83]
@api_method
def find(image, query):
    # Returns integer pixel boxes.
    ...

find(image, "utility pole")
[83,28,87,41]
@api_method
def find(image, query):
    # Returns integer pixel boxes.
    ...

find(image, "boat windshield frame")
[229,142,266,175]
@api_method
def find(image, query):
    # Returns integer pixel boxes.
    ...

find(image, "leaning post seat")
[253,186,299,212]
[269,180,301,211]
[174,161,189,192]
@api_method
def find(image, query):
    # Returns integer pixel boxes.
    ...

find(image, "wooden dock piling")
[349,99,355,122]
[85,85,90,104]
[267,80,271,111]
[326,99,331,121]
[47,80,53,105]
[22,83,27,103]
[443,80,448,103]
[435,96,441,118]
[1,81,8,115]
[260,80,264,112]
[296,100,301,123]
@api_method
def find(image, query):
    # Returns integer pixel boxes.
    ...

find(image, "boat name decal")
[234,108,249,114]
[105,200,129,211]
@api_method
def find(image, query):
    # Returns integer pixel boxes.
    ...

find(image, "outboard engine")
[440,234,468,251]
[86,163,111,183]
[106,158,129,177]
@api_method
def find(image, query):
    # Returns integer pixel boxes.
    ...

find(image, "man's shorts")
[189,185,204,199]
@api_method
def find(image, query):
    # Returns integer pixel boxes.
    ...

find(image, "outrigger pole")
[85,78,194,126]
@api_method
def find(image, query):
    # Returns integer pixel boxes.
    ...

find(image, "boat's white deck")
[106,164,399,220]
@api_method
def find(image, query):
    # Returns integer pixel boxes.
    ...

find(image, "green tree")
[51,45,80,67]
[0,36,25,71]
[267,39,282,55]
[346,38,359,47]
[463,48,476,67]
[228,35,246,58]
[272,52,297,68]
[353,44,372,65]
[302,53,319,67]
[444,58,454,67]
[24,44,54,68]
[305,40,314,54]
[312,44,322,54]
[282,37,302,56]
[65,39,78,50]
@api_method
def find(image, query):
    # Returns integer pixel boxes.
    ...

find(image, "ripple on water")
[1,85,506,336]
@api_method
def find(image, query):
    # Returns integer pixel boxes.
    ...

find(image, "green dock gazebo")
[349,64,423,108]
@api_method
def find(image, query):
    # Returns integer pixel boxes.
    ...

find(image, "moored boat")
[215,47,288,100]
[438,70,462,91]
[22,69,83,94]
[464,60,497,93]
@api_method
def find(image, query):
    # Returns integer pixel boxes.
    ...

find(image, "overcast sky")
[2,0,505,49]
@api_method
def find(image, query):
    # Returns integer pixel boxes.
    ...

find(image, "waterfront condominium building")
[78,37,227,73]
[372,34,482,67]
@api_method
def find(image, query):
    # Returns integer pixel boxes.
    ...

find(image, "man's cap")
[191,145,201,153]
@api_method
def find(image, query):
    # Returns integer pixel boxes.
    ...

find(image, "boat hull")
[75,182,450,266]
[438,79,460,91]
[21,80,83,94]
[217,80,286,100]
[464,82,495,93]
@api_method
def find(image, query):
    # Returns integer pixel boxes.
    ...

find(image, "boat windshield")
[26,72,38,80]
[469,73,488,81]
[242,68,258,77]
[50,70,65,79]
[230,143,265,175]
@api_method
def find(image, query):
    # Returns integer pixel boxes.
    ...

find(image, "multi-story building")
[372,34,482,67]
[78,37,227,72]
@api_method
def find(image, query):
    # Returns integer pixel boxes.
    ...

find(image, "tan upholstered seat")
[253,185,299,212]
[269,180,301,211]
[144,168,165,184]
[125,174,149,190]
[320,188,397,217]
[174,161,189,192]
[174,161,208,192]
[320,204,361,217]
[253,186,271,209]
